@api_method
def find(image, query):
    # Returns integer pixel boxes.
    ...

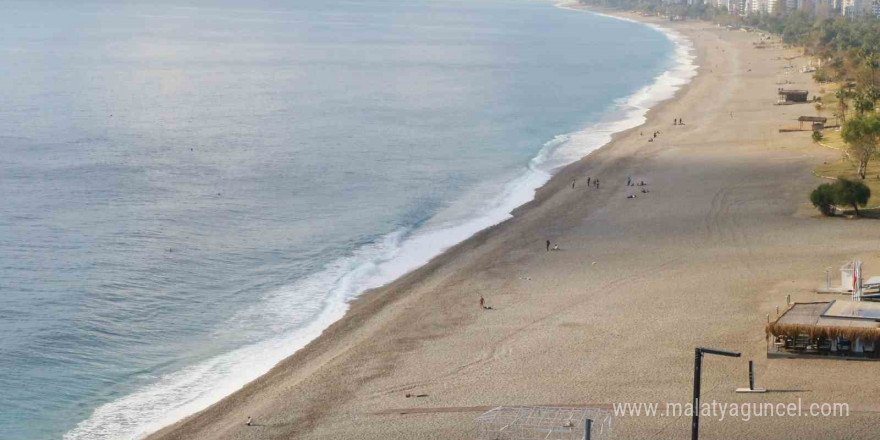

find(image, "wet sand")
[146,10,880,440]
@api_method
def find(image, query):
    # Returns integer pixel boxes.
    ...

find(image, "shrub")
[833,177,871,216]
[812,130,823,142]
[810,183,837,216]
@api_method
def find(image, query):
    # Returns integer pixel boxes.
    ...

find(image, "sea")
[0,0,695,438]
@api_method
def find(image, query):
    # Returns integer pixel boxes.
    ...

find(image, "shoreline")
[146,7,880,440]
[142,8,707,439]
[68,6,699,440]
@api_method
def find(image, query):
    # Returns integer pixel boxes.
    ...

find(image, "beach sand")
[146,10,880,440]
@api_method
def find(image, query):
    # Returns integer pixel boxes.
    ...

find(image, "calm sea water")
[0,0,687,438]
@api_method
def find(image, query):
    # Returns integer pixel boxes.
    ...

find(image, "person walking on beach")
[572,179,575,189]
[627,176,631,186]
[246,417,252,427]
[595,179,600,189]
[480,296,485,308]
[587,177,591,186]
[546,240,551,252]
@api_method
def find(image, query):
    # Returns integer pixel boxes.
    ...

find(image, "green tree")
[836,86,850,123]
[833,177,871,216]
[841,114,880,179]
[854,92,876,115]
[811,183,837,216]
[859,48,878,89]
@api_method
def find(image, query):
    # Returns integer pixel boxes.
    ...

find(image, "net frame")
[476,406,613,440]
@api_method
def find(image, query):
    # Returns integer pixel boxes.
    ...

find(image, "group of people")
[673,118,685,125]
[626,176,650,198]
[573,177,600,190]
[626,177,647,187]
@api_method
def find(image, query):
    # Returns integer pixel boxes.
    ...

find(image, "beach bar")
[777,88,809,104]
[767,300,880,359]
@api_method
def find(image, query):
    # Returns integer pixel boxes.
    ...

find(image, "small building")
[778,88,809,103]
[798,115,827,131]
[840,261,856,291]
[817,260,859,294]
[767,300,880,359]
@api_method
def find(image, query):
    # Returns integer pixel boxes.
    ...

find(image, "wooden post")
[749,360,755,390]
[737,359,766,393]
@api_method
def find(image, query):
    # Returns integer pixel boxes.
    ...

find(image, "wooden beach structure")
[777,88,809,104]
[766,300,880,360]
[798,116,826,131]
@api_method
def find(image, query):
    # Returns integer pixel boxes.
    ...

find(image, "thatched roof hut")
[767,301,880,344]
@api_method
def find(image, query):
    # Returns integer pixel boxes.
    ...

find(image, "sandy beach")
[146,8,880,440]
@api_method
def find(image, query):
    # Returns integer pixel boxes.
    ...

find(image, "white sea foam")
[64,10,696,440]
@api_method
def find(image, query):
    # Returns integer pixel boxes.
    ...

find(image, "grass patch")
[814,154,880,208]
[819,88,838,115]
[817,129,847,151]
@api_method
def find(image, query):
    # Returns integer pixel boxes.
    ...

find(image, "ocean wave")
[64,10,697,440]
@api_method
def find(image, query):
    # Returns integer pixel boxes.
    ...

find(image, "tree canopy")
[841,114,880,179]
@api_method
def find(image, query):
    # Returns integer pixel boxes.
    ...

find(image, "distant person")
[572,179,576,189]
[480,296,485,308]
[673,118,677,125]
[627,176,632,186]
[246,417,252,427]
[546,240,551,252]
[587,177,591,186]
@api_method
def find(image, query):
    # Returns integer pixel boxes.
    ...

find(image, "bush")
[812,131,823,142]
[810,178,872,217]
[811,183,837,216]
[834,177,871,216]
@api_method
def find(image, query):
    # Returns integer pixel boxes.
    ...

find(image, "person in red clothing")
[479,296,485,308]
